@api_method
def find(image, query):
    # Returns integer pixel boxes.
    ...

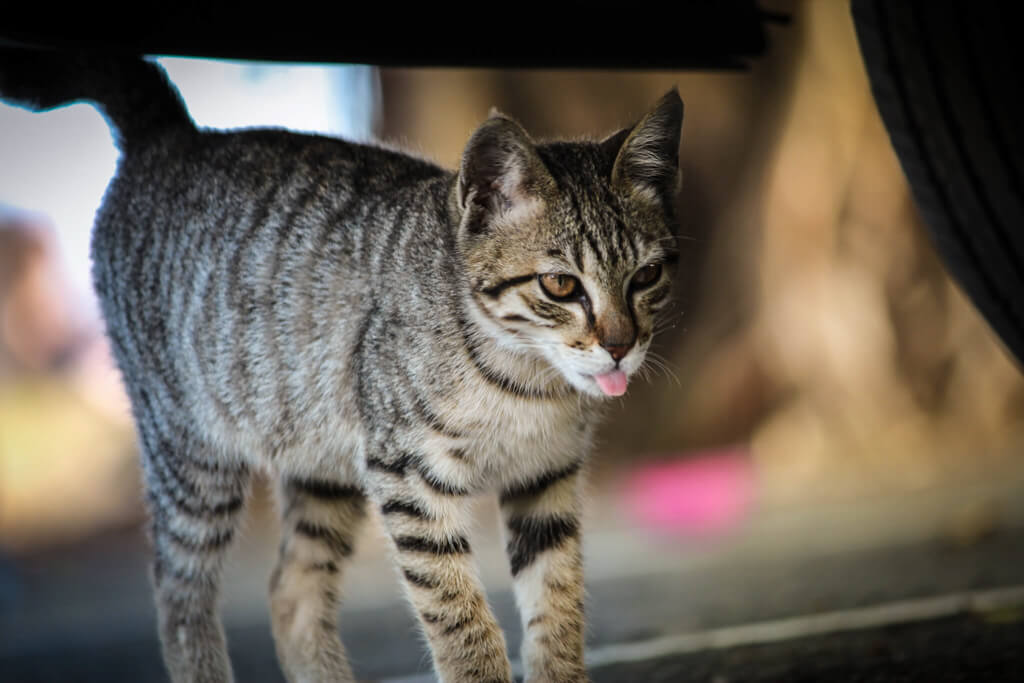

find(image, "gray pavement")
[3,470,1024,681]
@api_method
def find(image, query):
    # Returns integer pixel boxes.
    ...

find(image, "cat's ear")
[600,125,634,159]
[610,88,684,202]
[456,111,555,235]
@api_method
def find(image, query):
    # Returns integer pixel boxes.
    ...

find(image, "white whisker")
[642,351,682,388]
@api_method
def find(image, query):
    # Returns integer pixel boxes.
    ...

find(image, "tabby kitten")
[0,50,683,683]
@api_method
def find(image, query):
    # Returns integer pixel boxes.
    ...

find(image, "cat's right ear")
[610,88,684,203]
[456,113,555,236]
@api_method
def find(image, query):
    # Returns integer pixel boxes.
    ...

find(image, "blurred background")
[2,1,1024,680]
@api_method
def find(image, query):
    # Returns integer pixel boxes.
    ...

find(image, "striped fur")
[0,50,683,683]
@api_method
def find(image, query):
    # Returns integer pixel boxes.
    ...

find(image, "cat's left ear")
[456,111,555,236]
[609,88,684,202]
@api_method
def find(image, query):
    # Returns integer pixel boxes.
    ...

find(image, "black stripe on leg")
[500,460,582,503]
[368,452,469,496]
[206,495,245,516]
[163,526,235,555]
[415,462,470,496]
[402,568,440,589]
[179,452,247,477]
[381,498,432,520]
[294,519,354,557]
[447,448,468,461]
[506,514,580,576]
[443,614,474,635]
[366,452,415,476]
[307,560,339,574]
[153,553,199,585]
[146,441,245,519]
[289,477,364,501]
[395,535,470,555]
[411,394,465,439]
[147,479,232,526]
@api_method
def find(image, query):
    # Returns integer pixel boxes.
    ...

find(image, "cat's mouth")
[591,370,628,397]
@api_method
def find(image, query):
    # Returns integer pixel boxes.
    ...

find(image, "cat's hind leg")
[139,422,251,683]
[269,476,368,683]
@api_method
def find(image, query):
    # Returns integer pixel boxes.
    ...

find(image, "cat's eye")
[631,263,662,289]
[539,273,580,300]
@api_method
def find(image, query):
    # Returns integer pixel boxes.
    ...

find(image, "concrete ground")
[3,464,1024,682]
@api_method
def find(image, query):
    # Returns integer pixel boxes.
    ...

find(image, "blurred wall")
[2,0,1022,553]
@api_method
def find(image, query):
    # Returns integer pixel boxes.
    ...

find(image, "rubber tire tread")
[851,0,1024,367]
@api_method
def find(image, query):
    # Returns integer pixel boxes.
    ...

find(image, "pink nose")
[601,343,631,362]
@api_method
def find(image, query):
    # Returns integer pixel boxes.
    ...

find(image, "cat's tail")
[0,46,194,149]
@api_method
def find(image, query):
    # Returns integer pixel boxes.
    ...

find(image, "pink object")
[622,448,755,536]
[594,370,628,396]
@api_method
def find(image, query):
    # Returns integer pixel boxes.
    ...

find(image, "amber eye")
[631,263,662,289]
[539,273,580,299]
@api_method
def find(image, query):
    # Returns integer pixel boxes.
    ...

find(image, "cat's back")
[91,127,450,454]
[92,125,444,338]
[96,127,446,250]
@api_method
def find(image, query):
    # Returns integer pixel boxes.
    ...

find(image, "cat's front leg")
[500,460,588,683]
[366,449,513,683]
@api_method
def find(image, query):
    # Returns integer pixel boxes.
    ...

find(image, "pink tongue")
[594,370,628,397]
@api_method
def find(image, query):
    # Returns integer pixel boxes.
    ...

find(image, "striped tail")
[0,46,193,149]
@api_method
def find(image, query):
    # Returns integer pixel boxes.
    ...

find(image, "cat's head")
[455,89,683,398]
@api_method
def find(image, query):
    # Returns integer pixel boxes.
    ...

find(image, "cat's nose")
[601,342,632,363]
[597,307,636,363]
